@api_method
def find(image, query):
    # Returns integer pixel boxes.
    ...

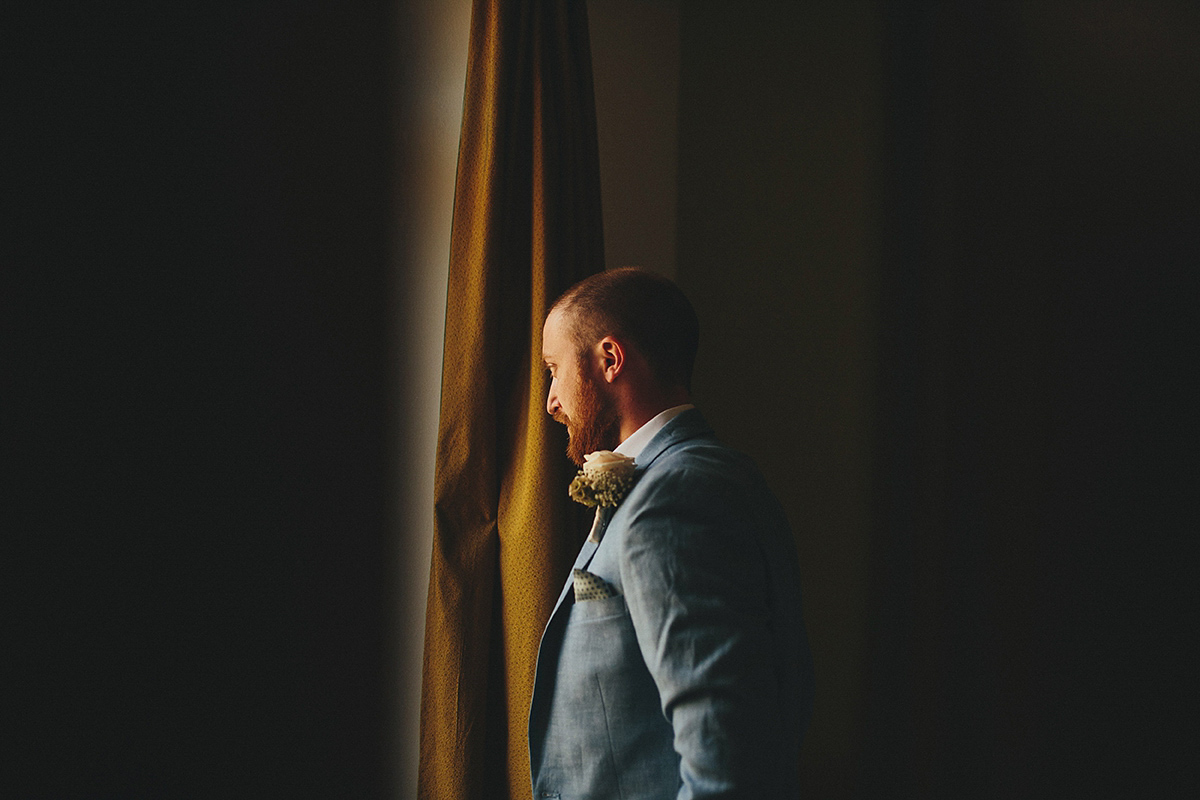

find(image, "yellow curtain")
[418,1,603,798]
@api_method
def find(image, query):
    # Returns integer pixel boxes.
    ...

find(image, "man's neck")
[618,389,692,444]
[615,402,694,459]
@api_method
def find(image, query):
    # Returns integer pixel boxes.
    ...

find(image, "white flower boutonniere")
[568,450,636,508]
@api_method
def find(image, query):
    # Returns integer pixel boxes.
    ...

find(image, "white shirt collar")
[615,404,695,462]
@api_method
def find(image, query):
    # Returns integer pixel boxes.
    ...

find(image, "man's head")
[542,267,699,465]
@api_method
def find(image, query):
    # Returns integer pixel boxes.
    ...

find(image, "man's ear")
[597,336,624,383]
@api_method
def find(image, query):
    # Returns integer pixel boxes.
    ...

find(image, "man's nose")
[546,382,560,416]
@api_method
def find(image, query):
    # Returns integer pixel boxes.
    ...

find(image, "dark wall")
[864,4,1196,797]
[11,4,397,795]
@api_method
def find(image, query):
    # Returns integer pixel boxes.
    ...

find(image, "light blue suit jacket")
[528,410,813,799]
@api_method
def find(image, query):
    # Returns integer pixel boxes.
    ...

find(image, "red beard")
[555,368,620,466]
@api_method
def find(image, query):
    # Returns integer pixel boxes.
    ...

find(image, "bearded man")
[529,267,814,799]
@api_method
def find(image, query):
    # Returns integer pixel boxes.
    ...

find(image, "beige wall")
[391,1,471,796]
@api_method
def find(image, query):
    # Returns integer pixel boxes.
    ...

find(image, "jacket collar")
[632,407,713,472]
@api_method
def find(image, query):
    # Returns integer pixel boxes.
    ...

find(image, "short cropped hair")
[551,267,700,391]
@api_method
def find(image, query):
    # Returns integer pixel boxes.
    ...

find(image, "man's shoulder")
[638,409,738,469]
[633,432,772,510]
[630,408,782,506]
[613,428,793,567]
[650,433,749,474]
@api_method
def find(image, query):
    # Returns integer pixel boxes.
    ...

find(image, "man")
[529,267,814,799]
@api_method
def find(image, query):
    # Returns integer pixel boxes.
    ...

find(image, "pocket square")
[572,569,619,602]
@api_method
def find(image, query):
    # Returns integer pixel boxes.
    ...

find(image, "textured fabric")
[572,568,619,602]
[418,2,604,799]
[529,410,815,799]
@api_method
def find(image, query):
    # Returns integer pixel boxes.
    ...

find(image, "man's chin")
[566,430,619,466]
[565,432,586,467]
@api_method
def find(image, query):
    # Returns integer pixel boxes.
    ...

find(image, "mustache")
[553,411,570,427]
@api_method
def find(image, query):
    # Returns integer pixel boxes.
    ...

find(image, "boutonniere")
[568,450,636,508]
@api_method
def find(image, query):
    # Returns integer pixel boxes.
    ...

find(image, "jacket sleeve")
[617,462,795,799]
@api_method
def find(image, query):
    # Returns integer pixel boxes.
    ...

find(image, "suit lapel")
[547,533,597,620]
[573,534,600,570]
[546,500,618,620]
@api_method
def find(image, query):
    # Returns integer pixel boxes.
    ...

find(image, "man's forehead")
[544,309,566,340]
[542,308,568,355]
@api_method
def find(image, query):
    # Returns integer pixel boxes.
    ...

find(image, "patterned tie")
[586,505,614,543]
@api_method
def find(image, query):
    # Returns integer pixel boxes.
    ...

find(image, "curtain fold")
[419,1,604,798]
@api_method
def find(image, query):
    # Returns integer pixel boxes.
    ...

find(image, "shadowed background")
[7,1,1194,797]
